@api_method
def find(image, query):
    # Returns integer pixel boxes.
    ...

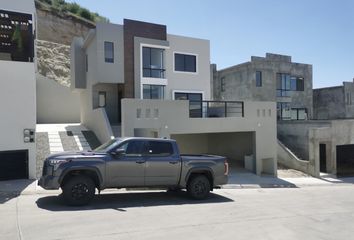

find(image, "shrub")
[78,8,94,21]
[67,3,80,14]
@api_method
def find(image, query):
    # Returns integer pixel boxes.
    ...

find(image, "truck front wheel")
[62,175,95,206]
[187,175,210,200]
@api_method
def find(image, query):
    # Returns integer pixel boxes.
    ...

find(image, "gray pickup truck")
[39,137,229,206]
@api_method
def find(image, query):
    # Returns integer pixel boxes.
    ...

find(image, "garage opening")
[336,144,354,176]
[170,132,255,173]
[0,150,29,180]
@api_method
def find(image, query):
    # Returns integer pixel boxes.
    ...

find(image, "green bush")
[67,3,80,14]
[37,0,109,23]
[78,8,94,21]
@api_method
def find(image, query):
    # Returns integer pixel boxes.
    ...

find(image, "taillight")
[224,159,229,175]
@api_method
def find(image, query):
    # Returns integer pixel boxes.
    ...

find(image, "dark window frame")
[291,108,307,120]
[221,77,226,92]
[256,71,262,87]
[174,53,197,73]
[104,41,114,63]
[277,73,305,97]
[142,47,165,78]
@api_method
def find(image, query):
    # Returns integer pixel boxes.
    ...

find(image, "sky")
[67,0,354,88]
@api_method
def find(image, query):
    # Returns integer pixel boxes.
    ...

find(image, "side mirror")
[111,148,125,157]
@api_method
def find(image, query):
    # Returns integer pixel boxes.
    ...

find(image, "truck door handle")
[169,161,178,164]
[136,160,146,164]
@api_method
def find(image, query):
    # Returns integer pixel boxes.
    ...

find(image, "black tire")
[187,175,210,200]
[62,175,95,206]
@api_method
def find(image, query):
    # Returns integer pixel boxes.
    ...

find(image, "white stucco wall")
[165,34,211,100]
[121,99,277,176]
[0,0,37,179]
[37,74,80,123]
[95,23,124,84]
[0,62,36,179]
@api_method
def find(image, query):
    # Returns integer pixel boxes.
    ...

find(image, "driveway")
[1,186,354,240]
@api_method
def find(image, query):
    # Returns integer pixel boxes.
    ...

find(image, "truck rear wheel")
[187,175,210,200]
[62,175,95,206]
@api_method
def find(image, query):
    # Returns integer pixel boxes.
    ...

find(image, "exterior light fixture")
[24,129,35,143]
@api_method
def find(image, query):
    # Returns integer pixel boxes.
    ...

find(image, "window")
[256,71,262,87]
[277,102,291,120]
[143,47,165,78]
[104,41,114,63]
[221,77,226,92]
[174,53,196,72]
[144,141,174,157]
[277,103,307,120]
[277,73,304,96]
[118,140,145,156]
[175,92,202,118]
[0,9,34,62]
[291,108,307,120]
[143,85,164,99]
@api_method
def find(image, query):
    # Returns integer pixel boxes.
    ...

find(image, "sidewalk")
[224,171,354,189]
[0,172,354,195]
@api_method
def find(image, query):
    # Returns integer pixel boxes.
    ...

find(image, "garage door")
[336,144,354,176]
[0,150,28,180]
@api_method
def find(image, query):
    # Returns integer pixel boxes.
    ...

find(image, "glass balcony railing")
[189,101,244,118]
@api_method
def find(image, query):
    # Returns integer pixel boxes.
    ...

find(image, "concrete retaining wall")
[36,74,80,123]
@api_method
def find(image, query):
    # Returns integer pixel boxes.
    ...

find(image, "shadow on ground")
[0,179,36,204]
[36,190,233,212]
[226,168,298,188]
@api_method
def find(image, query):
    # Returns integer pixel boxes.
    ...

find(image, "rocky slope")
[37,40,71,87]
[35,1,95,87]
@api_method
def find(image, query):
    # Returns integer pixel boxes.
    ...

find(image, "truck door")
[144,141,181,186]
[106,140,146,187]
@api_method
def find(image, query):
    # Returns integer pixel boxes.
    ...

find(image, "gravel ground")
[35,132,50,179]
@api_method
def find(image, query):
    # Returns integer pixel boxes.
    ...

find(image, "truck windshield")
[94,139,121,152]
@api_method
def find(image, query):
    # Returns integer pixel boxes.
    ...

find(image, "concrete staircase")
[36,124,101,178]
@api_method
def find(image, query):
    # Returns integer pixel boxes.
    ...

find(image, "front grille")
[42,161,53,176]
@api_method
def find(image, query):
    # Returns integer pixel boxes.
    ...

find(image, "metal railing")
[189,101,244,118]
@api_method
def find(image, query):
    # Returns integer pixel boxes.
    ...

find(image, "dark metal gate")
[0,150,28,180]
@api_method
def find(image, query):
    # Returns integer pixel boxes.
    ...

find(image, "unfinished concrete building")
[313,79,354,120]
[212,53,313,121]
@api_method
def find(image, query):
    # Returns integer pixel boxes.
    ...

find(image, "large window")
[143,47,165,78]
[143,85,165,99]
[175,92,202,118]
[277,103,307,120]
[277,73,304,96]
[104,41,114,63]
[0,9,34,62]
[174,53,196,72]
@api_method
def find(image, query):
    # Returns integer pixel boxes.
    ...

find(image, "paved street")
[1,186,354,240]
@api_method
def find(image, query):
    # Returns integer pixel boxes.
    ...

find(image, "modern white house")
[0,0,37,180]
[71,19,278,176]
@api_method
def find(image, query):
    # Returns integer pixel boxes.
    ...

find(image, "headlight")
[48,159,68,171]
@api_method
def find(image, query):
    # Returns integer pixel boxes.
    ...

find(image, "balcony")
[189,100,244,118]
